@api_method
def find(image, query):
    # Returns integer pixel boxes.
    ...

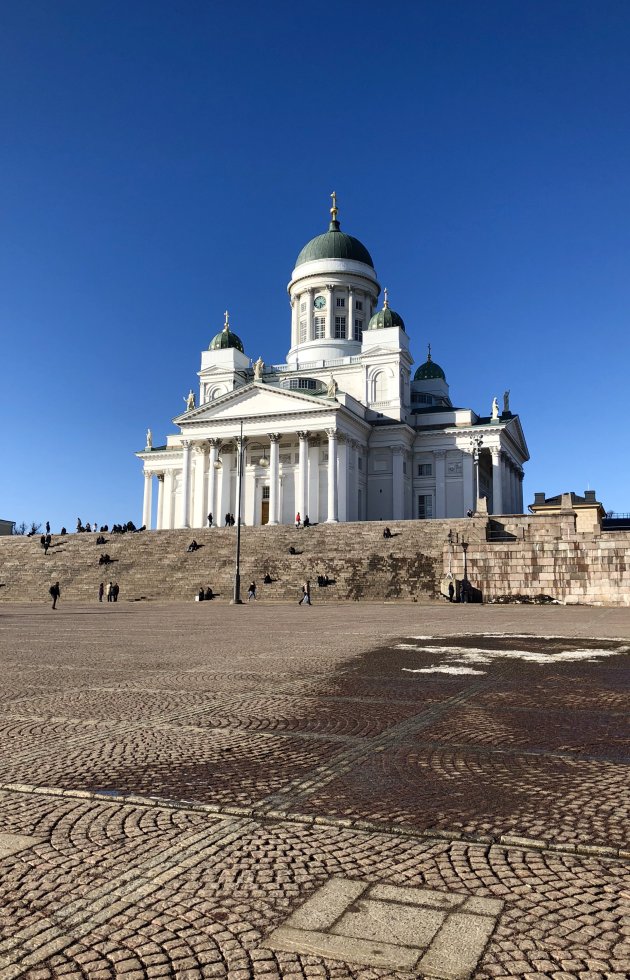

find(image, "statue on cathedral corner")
[184,389,196,412]
[491,397,499,421]
[503,389,510,414]
[253,356,264,381]
[327,374,339,398]
[145,428,152,450]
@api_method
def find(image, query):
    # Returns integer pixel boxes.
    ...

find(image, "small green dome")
[367,290,405,332]
[209,312,244,353]
[295,195,374,268]
[414,347,445,381]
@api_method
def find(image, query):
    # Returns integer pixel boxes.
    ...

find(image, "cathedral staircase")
[0,521,474,604]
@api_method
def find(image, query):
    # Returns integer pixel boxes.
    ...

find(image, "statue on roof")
[184,389,196,412]
[327,374,339,398]
[253,356,264,381]
[491,397,499,421]
[145,428,152,450]
[503,390,510,413]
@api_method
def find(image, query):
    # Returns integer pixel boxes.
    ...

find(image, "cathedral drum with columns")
[137,195,529,529]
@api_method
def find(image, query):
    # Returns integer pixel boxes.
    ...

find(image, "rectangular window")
[262,486,270,500]
[314,316,325,338]
[418,463,433,477]
[353,318,363,341]
[355,300,363,311]
[334,315,346,338]
[358,456,363,470]
[299,319,307,343]
[418,494,433,520]
[300,301,306,313]
[336,297,345,308]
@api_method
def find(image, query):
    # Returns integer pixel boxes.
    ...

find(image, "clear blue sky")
[2,0,629,530]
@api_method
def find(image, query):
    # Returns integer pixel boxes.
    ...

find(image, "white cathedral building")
[137,196,529,529]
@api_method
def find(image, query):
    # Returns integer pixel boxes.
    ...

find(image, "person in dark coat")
[112,582,119,602]
[49,582,60,609]
[98,582,104,602]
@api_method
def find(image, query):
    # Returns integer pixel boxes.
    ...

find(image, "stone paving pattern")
[0,601,629,978]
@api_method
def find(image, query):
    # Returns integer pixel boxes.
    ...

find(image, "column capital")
[156,472,164,482]
[143,468,152,478]
[297,430,310,442]
[208,437,221,448]
[268,432,281,443]
[391,445,406,456]
[490,446,503,460]
[337,432,347,444]
[434,450,447,459]
[325,427,337,440]
[181,439,191,449]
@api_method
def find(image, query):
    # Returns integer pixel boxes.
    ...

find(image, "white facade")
[137,202,529,528]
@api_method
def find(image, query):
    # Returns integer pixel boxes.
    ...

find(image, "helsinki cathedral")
[137,195,529,529]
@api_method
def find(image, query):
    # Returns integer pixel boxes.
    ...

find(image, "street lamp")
[469,433,484,509]
[461,540,469,602]
[231,420,245,605]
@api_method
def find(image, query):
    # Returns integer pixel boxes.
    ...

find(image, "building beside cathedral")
[137,196,529,529]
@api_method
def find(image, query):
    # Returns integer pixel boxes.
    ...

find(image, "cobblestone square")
[0,601,629,978]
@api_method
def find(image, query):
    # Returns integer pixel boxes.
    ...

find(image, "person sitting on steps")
[383,526,392,539]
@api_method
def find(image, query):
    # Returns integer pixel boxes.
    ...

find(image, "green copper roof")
[414,347,445,381]
[367,290,405,331]
[209,312,244,353]
[295,219,374,268]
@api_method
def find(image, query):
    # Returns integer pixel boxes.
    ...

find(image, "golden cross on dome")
[223,310,230,330]
[427,343,432,361]
[383,287,389,308]
[330,190,338,221]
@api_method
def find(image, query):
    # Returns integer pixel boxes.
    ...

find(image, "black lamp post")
[462,540,469,580]
[231,420,244,605]
[470,434,483,509]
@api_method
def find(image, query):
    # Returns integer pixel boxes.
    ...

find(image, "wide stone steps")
[0,522,465,604]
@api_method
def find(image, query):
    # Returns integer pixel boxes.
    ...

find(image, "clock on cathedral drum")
[313,295,326,309]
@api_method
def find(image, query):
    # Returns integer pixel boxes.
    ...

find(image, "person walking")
[207,513,213,527]
[45,521,50,534]
[295,512,301,528]
[112,582,119,602]
[49,582,60,609]
[98,582,104,602]
[298,580,311,605]
[247,580,257,602]
[106,581,113,602]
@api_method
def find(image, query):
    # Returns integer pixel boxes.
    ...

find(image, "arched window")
[372,371,388,402]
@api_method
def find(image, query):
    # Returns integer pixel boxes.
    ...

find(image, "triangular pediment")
[174,382,335,425]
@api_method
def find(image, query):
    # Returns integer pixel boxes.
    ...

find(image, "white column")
[297,430,309,519]
[192,445,208,528]
[306,288,313,342]
[308,438,320,523]
[462,451,474,515]
[337,434,348,522]
[491,448,503,515]
[179,440,191,528]
[219,448,232,524]
[392,447,405,520]
[348,288,355,341]
[517,470,524,513]
[326,428,338,522]
[142,470,153,529]
[156,474,164,530]
[326,284,334,339]
[434,451,446,519]
[163,471,175,529]
[291,296,298,348]
[268,434,280,524]
[207,439,220,525]
[511,465,518,514]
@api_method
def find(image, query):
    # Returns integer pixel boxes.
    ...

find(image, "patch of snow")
[396,640,627,671]
[402,666,486,676]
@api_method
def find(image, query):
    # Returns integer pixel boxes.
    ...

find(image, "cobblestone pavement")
[0,601,629,979]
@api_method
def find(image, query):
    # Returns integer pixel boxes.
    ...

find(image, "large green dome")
[367,290,405,331]
[295,194,374,268]
[209,312,244,353]
[414,347,445,381]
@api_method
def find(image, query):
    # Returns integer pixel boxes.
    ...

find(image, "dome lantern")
[414,344,446,381]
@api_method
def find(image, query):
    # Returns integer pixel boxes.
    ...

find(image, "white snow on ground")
[396,640,627,675]
[402,666,486,675]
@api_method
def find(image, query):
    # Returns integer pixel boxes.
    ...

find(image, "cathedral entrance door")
[261,500,269,525]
